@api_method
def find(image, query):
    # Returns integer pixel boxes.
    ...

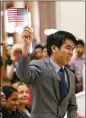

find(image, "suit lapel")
[44,58,73,103]
[44,57,60,101]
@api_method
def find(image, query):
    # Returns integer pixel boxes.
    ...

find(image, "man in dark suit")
[16,27,77,118]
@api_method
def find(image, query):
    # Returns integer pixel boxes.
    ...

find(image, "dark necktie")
[59,68,67,101]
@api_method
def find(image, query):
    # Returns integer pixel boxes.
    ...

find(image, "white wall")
[56,2,85,41]
[76,91,85,116]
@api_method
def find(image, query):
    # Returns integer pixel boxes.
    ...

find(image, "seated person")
[1,86,30,118]
[0,87,6,107]
[12,82,31,117]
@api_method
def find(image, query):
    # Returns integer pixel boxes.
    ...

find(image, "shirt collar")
[50,58,64,73]
[76,55,85,60]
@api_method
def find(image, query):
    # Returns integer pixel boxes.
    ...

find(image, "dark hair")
[34,44,43,50]
[47,31,77,56]
[77,39,84,47]
[2,86,18,99]
[43,45,47,50]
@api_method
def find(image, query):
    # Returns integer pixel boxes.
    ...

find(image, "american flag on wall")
[7,8,28,22]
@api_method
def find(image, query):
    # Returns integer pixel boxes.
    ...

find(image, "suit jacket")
[16,56,77,118]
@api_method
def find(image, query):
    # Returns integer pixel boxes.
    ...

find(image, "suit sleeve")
[67,75,77,118]
[16,55,42,84]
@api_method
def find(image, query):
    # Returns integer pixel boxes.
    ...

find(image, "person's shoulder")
[16,109,25,118]
[0,107,10,118]
[17,109,30,118]
[30,59,45,66]
[72,55,78,61]
[25,104,31,113]
[30,59,47,71]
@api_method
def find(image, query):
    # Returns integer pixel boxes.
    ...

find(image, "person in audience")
[0,89,5,118]
[34,44,43,60]
[69,39,85,93]
[5,44,23,84]
[1,86,26,118]
[15,27,77,118]
[0,87,6,106]
[12,82,31,117]
[42,45,48,59]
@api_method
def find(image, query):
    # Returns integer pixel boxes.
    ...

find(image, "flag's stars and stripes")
[7,8,28,22]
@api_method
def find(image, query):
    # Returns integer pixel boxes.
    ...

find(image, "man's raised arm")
[11,27,42,84]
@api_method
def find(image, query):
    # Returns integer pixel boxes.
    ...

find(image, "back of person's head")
[2,86,18,99]
[47,31,77,56]
[77,39,84,47]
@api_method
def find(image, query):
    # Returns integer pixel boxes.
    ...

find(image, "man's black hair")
[77,39,84,47]
[47,31,77,56]
[2,86,18,99]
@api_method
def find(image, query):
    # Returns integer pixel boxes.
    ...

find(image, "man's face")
[52,39,75,66]
[5,92,19,112]
[35,48,43,59]
[76,44,84,57]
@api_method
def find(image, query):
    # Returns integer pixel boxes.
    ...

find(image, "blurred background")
[0,1,85,118]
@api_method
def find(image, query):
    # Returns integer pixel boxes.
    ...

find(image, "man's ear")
[51,45,58,53]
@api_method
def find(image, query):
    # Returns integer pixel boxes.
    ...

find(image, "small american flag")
[7,8,28,22]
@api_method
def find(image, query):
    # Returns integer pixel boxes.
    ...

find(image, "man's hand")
[22,26,33,46]
[21,26,33,57]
